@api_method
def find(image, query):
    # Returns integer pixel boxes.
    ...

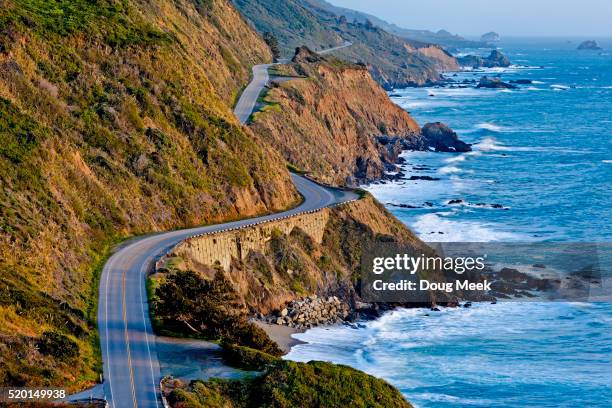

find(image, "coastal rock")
[577,40,602,50]
[481,32,501,42]
[409,175,440,181]
[477,76,517,89]
[291,46,324,63]
[265,295,350,329]
[421,122,472,153]
[458,50,511,68]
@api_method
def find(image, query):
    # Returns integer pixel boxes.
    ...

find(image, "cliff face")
[160,195,424,315]
[0,0,299,388]
[232,0,459,88]
[330,20,458,88]
[249,49,422,185]
[414,44,460,72]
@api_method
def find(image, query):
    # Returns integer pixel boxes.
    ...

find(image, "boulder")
[421,122,472,153]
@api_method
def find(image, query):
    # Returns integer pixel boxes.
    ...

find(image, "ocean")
[285,38,612,407]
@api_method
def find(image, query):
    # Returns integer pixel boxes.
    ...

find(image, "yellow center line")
[122,263,139,408]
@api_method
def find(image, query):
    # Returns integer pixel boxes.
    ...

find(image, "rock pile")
[264,295,350,329]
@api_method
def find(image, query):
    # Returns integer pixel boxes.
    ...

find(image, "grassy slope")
[232,0,450,87]
[0,0,300,390]
[169,358,412,408]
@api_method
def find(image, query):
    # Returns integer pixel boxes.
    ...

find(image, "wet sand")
[253,321,306,353]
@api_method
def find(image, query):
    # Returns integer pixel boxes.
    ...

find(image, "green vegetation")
[221,343,278,371]
[232,0,343,57]
[1,0,172,47]
[168,358,412,408]
[232,0,447,88]
[0,0,292,390]
[151,270,282,356]
[286,162,307,174]
[263,32,281,62]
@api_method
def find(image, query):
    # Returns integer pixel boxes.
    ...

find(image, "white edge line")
[139,249,160,408]
[104,255,115,407]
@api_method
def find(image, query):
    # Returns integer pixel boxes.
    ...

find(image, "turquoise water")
[285,39,612,407]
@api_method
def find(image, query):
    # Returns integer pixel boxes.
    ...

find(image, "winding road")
[93,43,355,407]
[233,41,352,124]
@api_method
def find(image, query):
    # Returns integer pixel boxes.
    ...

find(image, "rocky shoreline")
[256,261,600,350]
[259,295,350,330]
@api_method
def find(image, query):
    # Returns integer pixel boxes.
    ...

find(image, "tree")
[263,32,280,62]
[153,270,282,355]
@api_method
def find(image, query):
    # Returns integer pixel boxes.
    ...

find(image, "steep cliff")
[156,195,424,316]
[232,0,459,88]
[0,0,299,389]
[249,48,423,185]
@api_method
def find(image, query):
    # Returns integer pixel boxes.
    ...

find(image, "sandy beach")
[254,321,307,353]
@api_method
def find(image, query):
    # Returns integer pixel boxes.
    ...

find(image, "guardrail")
[160,377,171,408]
[153,198,359,271]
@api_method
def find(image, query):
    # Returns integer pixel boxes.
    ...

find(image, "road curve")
[97,176,357,407]
[233,41,352,125]
[96,42,357,408]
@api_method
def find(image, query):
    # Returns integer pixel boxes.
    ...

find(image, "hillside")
[249,48,424,185]
[0,0,300,389]
[304,0,489,49]
[232,0,458,88]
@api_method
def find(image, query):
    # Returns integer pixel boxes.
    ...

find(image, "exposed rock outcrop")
[250,48,422,185]
[481,32,501,42]
[477,76,517,89]
[421,122,472,152]
[458,50,511,68]
[577,40,602,50]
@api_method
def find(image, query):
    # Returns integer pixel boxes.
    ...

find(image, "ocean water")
[285,38,612,407]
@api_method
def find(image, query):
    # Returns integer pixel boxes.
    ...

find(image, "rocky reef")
[458,50,511,68]
[477,76,517,89]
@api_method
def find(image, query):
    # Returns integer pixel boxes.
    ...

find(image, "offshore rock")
[421,122,472,152]
[477,76,517,89]
[458,50,511,68]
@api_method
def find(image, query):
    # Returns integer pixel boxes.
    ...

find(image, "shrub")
[37,332,79,361]
[152,270,281,356]
[169,360,413,408]
[221,343,279,371]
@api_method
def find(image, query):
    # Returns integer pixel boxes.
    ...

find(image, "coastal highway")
[233,41,352,124]
[94,43,357,407]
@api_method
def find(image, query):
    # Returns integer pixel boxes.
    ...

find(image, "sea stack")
[577,40,603,50]
[458,50,511,68]
[481,32,501,42]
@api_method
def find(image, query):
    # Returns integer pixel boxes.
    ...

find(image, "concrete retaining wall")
[168,209,332,271]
